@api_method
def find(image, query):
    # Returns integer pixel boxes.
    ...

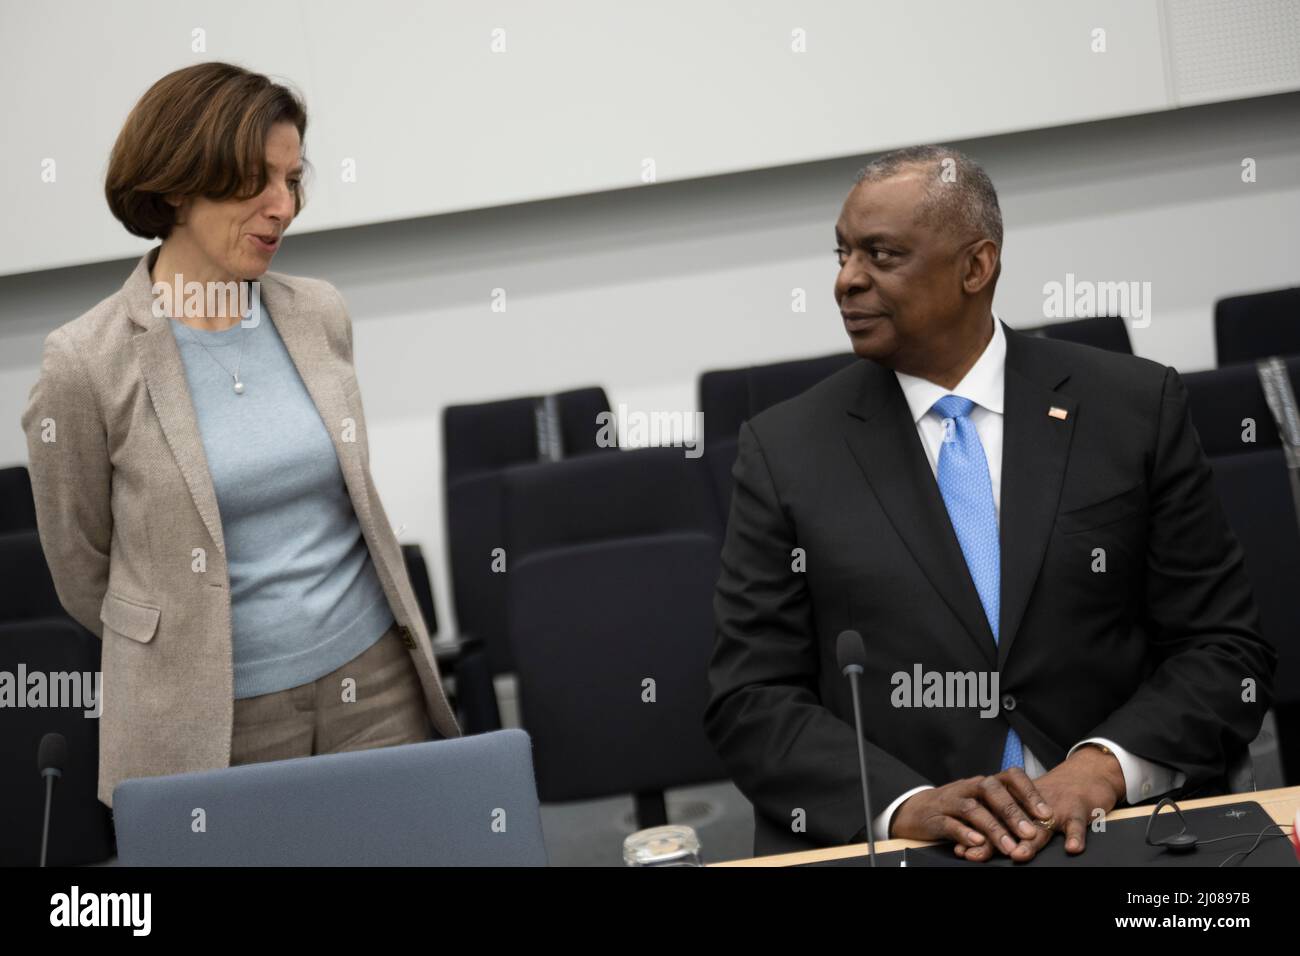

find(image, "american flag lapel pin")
[1048,406,1069,420]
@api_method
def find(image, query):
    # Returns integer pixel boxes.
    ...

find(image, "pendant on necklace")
[233,377,245,395]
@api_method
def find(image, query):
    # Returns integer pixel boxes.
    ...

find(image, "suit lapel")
[126,251,228,555]
[996,324,1075,667]
[262,274,378,538]
[840,320,1077,671]
[124,248,373,560]
[841,360,998,669]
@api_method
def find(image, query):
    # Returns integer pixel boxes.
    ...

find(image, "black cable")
[1214,823,1294,867]
[1144,796,1295,866]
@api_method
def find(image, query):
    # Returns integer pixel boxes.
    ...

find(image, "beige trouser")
[230,623,435,766]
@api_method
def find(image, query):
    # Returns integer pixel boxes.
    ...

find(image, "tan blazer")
[20,247,461,807]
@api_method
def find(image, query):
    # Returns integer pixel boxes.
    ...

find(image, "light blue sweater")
[169,311,394,699]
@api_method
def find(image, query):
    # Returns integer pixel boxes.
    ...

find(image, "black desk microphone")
[38,732,67,868]
[837,630,878,867]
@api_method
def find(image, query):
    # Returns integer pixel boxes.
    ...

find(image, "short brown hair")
[105,62,309,239]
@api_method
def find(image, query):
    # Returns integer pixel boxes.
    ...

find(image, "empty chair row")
[443,387,616,679]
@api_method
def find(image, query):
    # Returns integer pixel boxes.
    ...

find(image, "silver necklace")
[178,319,247,394]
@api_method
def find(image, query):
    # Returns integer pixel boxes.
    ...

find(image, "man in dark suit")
[704,145,1274,861]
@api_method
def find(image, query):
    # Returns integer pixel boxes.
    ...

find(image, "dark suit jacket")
[704,320,1275,857]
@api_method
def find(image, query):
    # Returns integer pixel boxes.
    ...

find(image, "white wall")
[9,0,1300,275]
[3,92,1298,635]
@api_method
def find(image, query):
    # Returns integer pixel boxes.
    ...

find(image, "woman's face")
[168,120,302,281]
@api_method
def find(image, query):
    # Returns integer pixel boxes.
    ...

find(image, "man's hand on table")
[889,746,1126,862]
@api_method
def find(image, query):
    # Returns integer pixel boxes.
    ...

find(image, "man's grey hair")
[853,145,1003,249]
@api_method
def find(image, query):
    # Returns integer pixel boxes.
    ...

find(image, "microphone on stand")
[837,630,877,867]
[38,732,67,868]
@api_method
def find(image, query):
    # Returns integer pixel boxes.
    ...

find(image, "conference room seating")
[699,352,859,519]
[1027,315,1134,354]
[443,387,617,701]
[0,529,115,865]
[0,529,63,624]
[1182,356,1300,785]
[1215,287,1300,366]
[0,465,37,534]
[502,446,726,828]
[112,730,548,865]
[1182,357,1295,456]
[0,616,115,866]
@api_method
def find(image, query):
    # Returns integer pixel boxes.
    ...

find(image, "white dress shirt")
[870,312,1186,840]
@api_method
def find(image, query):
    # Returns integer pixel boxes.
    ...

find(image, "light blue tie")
[931,394,1024,772]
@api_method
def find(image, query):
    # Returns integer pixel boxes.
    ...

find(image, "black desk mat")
[800,801,1296,867]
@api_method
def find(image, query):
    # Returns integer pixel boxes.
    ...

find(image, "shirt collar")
[894,311,1006,423]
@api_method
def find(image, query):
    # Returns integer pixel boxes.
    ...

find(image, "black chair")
[0,466,38,535]
[1211,450,1293,790]
[0,528,115,865]
[1182,357,1300,786]
[399,542,502,734]
[400,543,438,637]
[699,352,858,519]
[1215,287,1300,367]
[1029,316,1133,354]
[443,387,616,685]
[0,530,63,623]
[0,619,115,867]
[1182,359,1292,457]
[502,447,725,828]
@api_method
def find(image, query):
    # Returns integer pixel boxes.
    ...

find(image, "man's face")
[833,171,975,371]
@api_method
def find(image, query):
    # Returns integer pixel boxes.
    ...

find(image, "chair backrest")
[1182,358,1300,710]
[0,467,37,535]
[444,387,614,482]
[503,448,725,801]
[699,352,858,518]
[443,386,615,674]
[699,352,858,441]
[1033,316,1134,354]
[1215,287,1300,367]
[400,543,438,637]
[1181,358,1299,456]
[505,446,719,557]
[0,530,65,624]
[112,730,548,866]
[1206,449,1300,708]
[0,619,114,866]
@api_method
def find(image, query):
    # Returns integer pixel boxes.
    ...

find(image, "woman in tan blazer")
[21,62,459,809]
